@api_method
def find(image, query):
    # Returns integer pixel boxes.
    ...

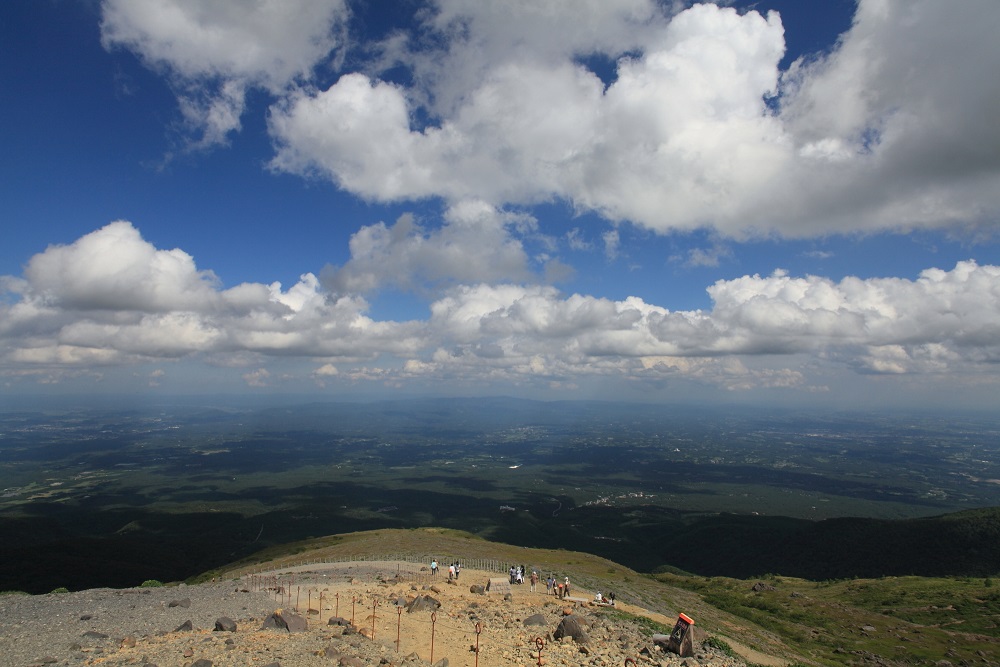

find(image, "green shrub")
[50,587,70,594]
[703,636,735,657]
[140,579,164,588]
[606,609,672,636]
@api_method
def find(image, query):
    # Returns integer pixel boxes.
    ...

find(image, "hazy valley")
[2,397,999,594]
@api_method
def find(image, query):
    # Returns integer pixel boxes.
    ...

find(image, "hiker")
[431,559,438,575]
[564,576,571,598]
[455,562,461,580]
[595,591,603,603]
[448,563,455,580]
[530,570,538,592]
[546,576,554,594]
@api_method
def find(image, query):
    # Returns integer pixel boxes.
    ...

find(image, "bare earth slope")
[0,562,784,667]
[1,528,799,667]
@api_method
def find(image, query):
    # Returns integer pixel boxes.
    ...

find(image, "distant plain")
[2,397,999,592]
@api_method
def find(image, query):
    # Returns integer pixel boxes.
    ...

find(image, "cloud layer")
[100,0,1000,236]
[266,0,1000,237]
[6,1,996,398]
[4,222,999,393]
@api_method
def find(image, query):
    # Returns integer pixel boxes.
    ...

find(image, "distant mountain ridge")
[3,506,999,595]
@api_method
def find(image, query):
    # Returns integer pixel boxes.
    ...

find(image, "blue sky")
[2,0,999,409]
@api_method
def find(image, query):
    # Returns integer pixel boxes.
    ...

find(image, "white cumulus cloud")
[101,0,348,147]
[265,0,1000,238]
[5,223,1000,393]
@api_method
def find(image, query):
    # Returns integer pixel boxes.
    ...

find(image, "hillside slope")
[210,527,1000,666]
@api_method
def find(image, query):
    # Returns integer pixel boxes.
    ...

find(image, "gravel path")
[0,582,276,667]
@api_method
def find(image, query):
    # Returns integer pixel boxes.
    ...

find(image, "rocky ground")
[0,563,772,667]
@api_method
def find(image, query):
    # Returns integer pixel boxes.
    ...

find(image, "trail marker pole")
[335,592,340,618]
[351,596,356,626]
[371,599,378,640]
[396,606,403,651]
[534,636,545,667]
[474,622,483,667]
[430,611,437,664]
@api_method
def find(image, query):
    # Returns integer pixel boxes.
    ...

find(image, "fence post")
[430,611,437,665]
[396,605,403,652]
[474,622,482,667]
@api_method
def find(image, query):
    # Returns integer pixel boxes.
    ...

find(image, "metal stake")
[430,611,437,664]
[396,606,403,651]
[474,622,483,667]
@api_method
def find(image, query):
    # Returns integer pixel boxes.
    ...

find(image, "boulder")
[284,611,308,633]
[469,585,486,595]
[523,613,547,627]
[214,617,237,632]
[406,595,441,613]
[168,598,191,608]
[554,615,589,644]
[173,620,193,632]
[261,609,308,633]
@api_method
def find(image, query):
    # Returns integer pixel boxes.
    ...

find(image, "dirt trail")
[249,561,790,667]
